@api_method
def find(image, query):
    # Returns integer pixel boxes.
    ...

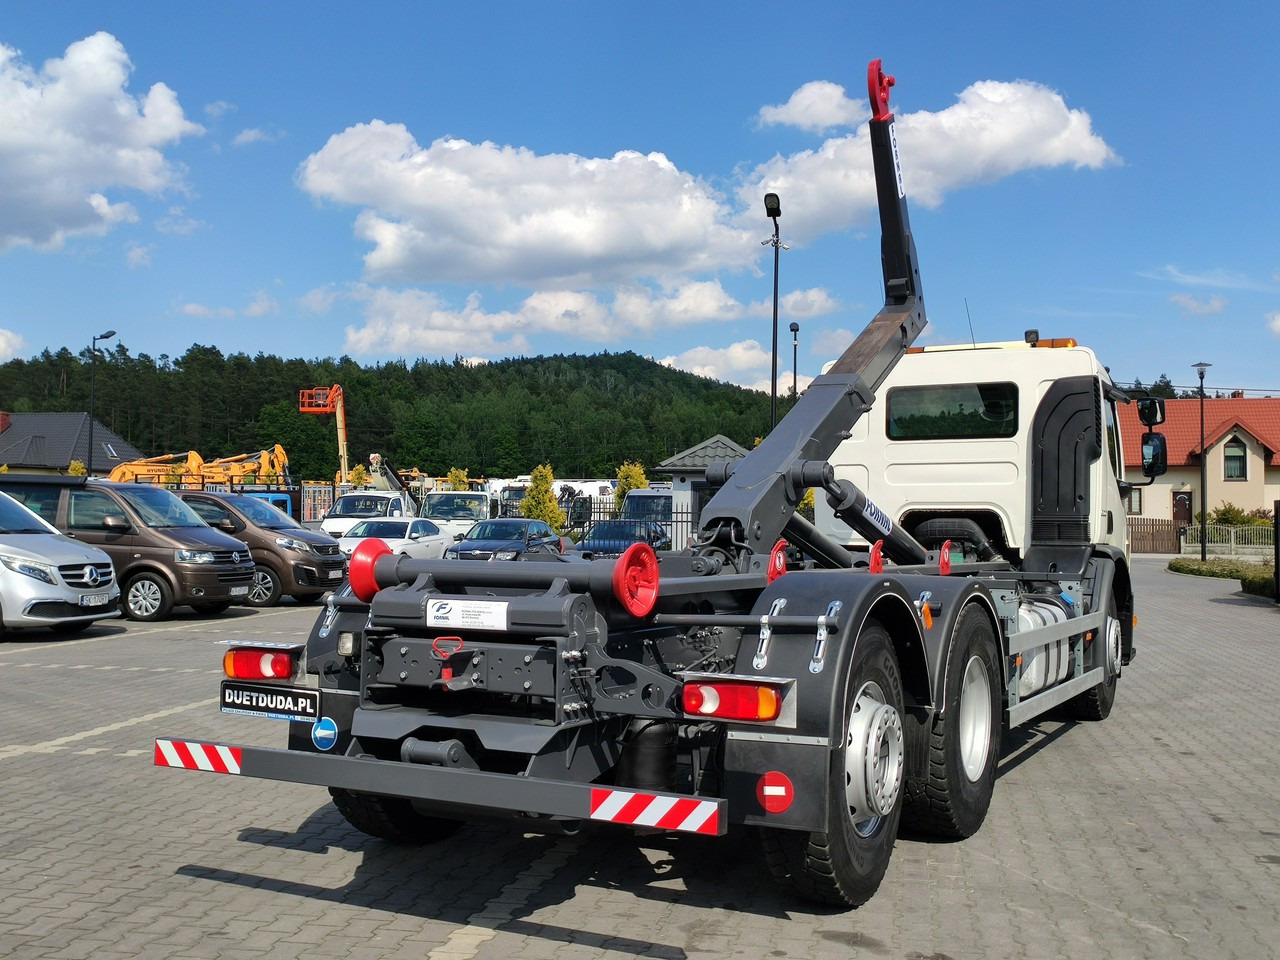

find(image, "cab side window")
[185,498,229,526]
[68,489,124,530]
[2,485,59,522]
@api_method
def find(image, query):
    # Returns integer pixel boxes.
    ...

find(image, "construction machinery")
[108,445,290,487]
[156,58,1169,909]
[299,385,350,485]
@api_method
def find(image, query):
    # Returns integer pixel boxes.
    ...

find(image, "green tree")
[614,460,648,514]
[521,463,566,531]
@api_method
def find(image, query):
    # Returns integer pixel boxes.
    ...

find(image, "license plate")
[328,569,343,579]
[220,680,320,723]
[79,593,110,607]
[230,586,249,596]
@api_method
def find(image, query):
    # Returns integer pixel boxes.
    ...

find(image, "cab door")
[65,488,135,568]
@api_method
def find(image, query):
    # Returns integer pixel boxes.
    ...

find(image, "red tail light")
[683,681,782,721]
[223,647,297,680]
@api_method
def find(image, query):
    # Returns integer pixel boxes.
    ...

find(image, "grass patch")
[1167,557,1277,599]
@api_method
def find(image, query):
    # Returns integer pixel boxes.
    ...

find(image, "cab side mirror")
[1137,397,1166,426]
[103,514,129,532]
[1141,432,1168,478]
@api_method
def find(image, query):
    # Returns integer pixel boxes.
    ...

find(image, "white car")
[337,517,449,561]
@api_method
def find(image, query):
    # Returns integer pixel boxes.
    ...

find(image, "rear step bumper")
[154,738,727,836]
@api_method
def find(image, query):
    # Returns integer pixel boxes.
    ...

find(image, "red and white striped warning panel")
[154,739,243,775]
[588,788,721,835]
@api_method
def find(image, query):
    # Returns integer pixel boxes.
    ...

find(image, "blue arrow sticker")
[311,716,339,751]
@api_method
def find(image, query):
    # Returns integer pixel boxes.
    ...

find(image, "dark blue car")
[577,519,671,558]
[443,518,563,560]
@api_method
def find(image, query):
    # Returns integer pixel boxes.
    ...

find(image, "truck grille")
[59,562,115,589]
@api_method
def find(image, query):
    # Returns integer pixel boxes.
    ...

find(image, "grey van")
[178,490,345,606]
[0,475,254,621]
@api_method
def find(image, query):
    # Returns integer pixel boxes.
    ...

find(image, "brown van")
[0,475,254,621]
[178,490,345,606]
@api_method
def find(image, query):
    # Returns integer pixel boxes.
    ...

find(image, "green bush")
[1168,557,1276,599]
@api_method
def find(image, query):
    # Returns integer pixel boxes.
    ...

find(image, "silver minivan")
[0,490,120,637]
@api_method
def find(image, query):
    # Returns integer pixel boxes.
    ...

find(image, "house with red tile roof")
[1117,395,1280,524]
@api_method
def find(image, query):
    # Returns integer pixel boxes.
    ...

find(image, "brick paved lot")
[1,556,1277,960]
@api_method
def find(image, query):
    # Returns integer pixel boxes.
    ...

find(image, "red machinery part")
[612,542,659,618]
[349,538,392,603]
[767,539,788,583]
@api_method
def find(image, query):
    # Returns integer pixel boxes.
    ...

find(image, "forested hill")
[0,345,781,481]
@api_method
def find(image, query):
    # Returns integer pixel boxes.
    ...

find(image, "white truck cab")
[816,333,1133,562]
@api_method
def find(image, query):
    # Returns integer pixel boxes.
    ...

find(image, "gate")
[1129,517,1178,553]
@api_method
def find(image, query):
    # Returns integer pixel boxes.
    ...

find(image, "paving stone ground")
[1,556,1276,960]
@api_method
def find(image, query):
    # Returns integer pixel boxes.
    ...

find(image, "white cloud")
[0,32,203,251]
[1146,265,1266,292]
[1170,293,1227,315]
[244,290,280,317]
[234,126,284,147]
[332,281,748,358]
[747,287,840,319]
[204,100,236,118]
[156,205,203,235]
[299,125,757,287]
[757,81,869,133]
[299,75,1114,362]
[125,243,152,268]
[1268,311,1280,336]
[659,339,770,384]
[742,78,1116,243]
[0,327,25,361]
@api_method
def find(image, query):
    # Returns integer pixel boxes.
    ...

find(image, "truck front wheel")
[760,619,904,908]
[903,603,1001,839]
[1063,595,1120,721]
[328,788,463,843]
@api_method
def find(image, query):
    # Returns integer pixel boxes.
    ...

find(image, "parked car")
[319,490,415,538]
[443,518,563,560]
[0,475,254,622]
[178,491,345,607]
[337,517,449,561]
[0,489,121,638]
[576,519,671,558]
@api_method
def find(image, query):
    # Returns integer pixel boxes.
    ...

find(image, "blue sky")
[1,3,1277,398]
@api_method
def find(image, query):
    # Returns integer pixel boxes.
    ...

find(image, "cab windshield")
[226,494,302,529]
[116,486,207,528]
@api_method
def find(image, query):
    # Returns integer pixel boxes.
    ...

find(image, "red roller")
[612,542,659,618]
[349,538,392,603]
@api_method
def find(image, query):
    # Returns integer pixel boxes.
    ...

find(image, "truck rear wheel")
[903,604,1000,839]
[328,787,463,843]
[760,619,904,907]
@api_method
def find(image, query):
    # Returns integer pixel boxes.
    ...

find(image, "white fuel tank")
[1017,598,1073,697]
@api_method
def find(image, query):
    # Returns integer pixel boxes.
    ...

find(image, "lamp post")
[762,192,787,429]
[1193,361,1211,561]
[87,329,116,476]
[789,321,799,399]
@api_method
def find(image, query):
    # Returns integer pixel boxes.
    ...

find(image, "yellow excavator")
[108,444,290,486]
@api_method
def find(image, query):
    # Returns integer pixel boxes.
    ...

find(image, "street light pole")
[87,329,117,476]
[789,321,799,399]
[762,192,786,429]
[1193,361,1212,562]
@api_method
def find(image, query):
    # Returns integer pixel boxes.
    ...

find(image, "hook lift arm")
[694,58,930,572]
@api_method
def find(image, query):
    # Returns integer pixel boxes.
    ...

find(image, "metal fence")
[1178,523,1275,557]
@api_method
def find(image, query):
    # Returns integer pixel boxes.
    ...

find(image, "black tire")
[123,572,174,621]
[192,601,232,615]
[1063,594,1120,721]
[903,604,1001,839]
[760,618,905,908]
[247,564,283,607]
[328,787,463,843]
